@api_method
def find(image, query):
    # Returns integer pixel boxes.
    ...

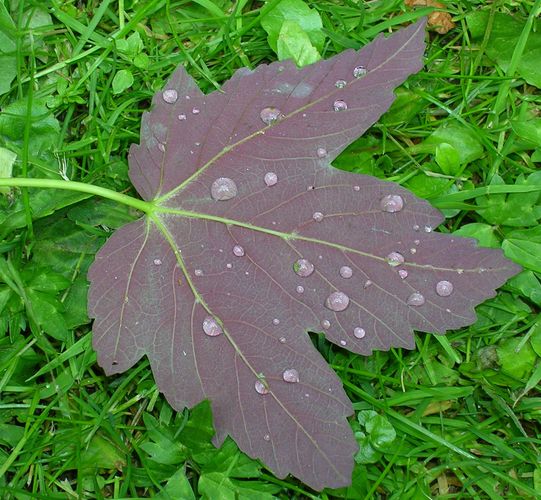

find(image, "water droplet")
[380,194,404,213]
[424,225,432,233]
[264,434,270,441]
[335,79,347,88]
[353,185,360,191]
[312,211,324,222]
[255,379,269,395]
[260,107,283,125]
[264,172,278,186]
[333,99,348,112]
[321,319,331,329]
[407,292,425,307]
[316,147,327,158]
[294,259,314,277]
[386,252,405,267]
[226,263,233,269]
[272,318,280,325]
[153,258,162,265]
[325,291,350,311]
[194,269,203,276]
[413,224,420,231]
[436,280,454,297]
[339,266,353,279]
[340,340,347,346]
[282,368,299,383]
[158,143,166,152]
[178,113,187,121]
[353,327,366,339]
[192,108,200,114]
[296,285,304,294]
[203,316,222,336]
[233,245,245,257]
[457,269,464,274]
[279,336,286,343]
[211,177,238,201]
[162,89,178,103]
[414,239,420,245]
[364,280,373,288]
[410,248,417,255]
[353,65,367,78]
[398,269,408,279]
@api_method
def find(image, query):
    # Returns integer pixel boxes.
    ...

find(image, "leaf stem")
[0,177,153,214]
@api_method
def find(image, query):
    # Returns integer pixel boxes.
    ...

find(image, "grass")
[1,0,541,498]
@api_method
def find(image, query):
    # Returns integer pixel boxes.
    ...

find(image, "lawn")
[1,0,540,498]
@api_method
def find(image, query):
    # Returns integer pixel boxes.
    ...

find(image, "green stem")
[0,177,153,214]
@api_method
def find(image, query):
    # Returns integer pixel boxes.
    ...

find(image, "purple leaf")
[88,19,520,490]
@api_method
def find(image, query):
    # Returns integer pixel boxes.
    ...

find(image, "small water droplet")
[272,318,280,325]
[398,269,408,279]
[153,258,162,265]
[413,224,420,231]
[279,336,286,343]
[211,177,238,201]
[264,172,278,186]
[283,368,299,383]
[194,269,203,276]
[333,99,348,112]
[410,248,417,255]
[353,327,366,339]
[386,252,405,267]
[195,142,200,146]
[294,259,314,277]
[340,340,347,346]
[414,239,420,245]
[192,108,200,114]
[325,291,350,312]
[353,65,367,78]
[321,319,331,329]
[312,211,324,222]
[436,280,454,297]
[364,280,373,288]
[264,434,270,441]
[380,194,404,213]
[158,143,166,152]
[457,269,464,274]
[353,185,360,191]
[424,225,432,233]
[260,107,283,125]
[178,113,187,121]
[296,285,304,294]
[335,79,347,88]
[255,379,269,395]
[316,147,328,158]
[162,89,178,103]
[203,316,222,336]
[407,292,425,307]
[233,245,245,257]
[339,266,353,279]
[226,263,233,269]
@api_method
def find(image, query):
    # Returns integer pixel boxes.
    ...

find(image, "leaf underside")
[88,19,520,490]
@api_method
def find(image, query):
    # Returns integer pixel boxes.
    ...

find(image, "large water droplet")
[312,211,324,222]
[335,79,347,88]
[407,292,425,307]
[386,252,405,267]
[398,269,408,279]
[294,259,314,277]
[353,327,366,339]
[203,316,222,336]
[153,258,162,266]
[283,368,299,383]
[211,177,238,201]
[260,107,283,125]
[339,266,353,279]
[264,172,278,187]
[353,65,367,78]
[233,245,245,257]
[255,379,269,395]
[380,194,404,213]
[162,89,178,103]
[333,99,348,112]
[316,147,328,158]
[296,285,304,294]
[325,291,350,312]
[321,319,331,329]
[436,280,454,297]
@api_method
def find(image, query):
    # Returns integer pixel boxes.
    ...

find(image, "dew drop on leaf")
[339,266,353,279]
[255,379,269,395]
[203,316,223,336]
[264,434,271,441]
[333,100,348,112]
[335,79,347,88]
[321,319,331,329]
[380,194,404,213]
[226,263,233,269]
[296,285,304,294]
[424,225,432,233]
[325,291,350,312]
[162,89,178,103]
[353,327,366,339]
[353,65,367,78]
[407,292,425,307]
[264,172,278,186]
[211,177,238,201]
[312,212,324,222]
[178,113,187,121]
[279,336,286,343]
[192,108,200,114]
[272,318,280,325]
[353,185,360,191]
[293,259,314,277]
[153,258,162,265]
[260,107,283,125]
[316,147,328,158]
[233,245,245,257]
[413,224,420,231]
[398,269,408,279]
[386,252,405,267]
[194,269,203,276]
[283,368,300,383]
[340,340,347,346]
[436,280,454,296]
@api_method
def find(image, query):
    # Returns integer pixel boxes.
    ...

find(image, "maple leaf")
[87,19,520,490]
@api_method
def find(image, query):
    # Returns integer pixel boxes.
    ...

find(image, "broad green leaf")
[502,226,541,273]
[435,143,460,176]
[424,122,484,166]
[156,469,196,500]
[453,223,500,249]
[0,147,16,193]
[112,69,134,94]
[497,337,536,380]
[277,20,321,67]
[0,2,16,96]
